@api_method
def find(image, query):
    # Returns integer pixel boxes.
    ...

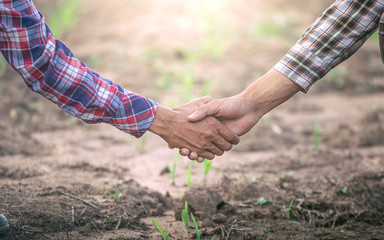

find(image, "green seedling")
[285,199,295,219]
[341,186,348,195]
[153,61,174,90]
[47,0,84,38]
[329,67,348,89]
[282,172,293,178]
[256,177,265,182]
[191,213,201,240]
[181,201,189,231]
[104,182,124,202]
[210,237,216,240]
[258,197,272,206]
[152,218,168,240]
[139,134,148,153]
[203,159,212,177]
[177,68,195,102]
[0,57,4,79]
[313,120,320,150]
[188,166,193,188]
[167,153,180,185]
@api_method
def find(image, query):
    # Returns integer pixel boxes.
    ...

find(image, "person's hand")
[180,70,302,158]
[178,94,260,158]
[188,95,260,136]
[149,96,240,162]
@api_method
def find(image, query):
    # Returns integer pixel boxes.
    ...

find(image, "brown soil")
[1,0,384,239]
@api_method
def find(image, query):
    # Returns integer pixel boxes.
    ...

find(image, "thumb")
[188,101,218,122]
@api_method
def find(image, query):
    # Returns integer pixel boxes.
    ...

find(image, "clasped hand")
[149,95,260,162]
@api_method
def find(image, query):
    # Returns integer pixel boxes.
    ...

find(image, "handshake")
[148,94,260,162]
[149,70,301,162]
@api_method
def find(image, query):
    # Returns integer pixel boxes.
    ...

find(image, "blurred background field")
[1,0,384,239]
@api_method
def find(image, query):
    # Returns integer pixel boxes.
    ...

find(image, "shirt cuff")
[273,43,330,92]
[107,95,158,138]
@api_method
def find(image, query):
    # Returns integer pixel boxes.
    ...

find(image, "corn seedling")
[341,186,348,195]
[104,182,124,202]
[152,218,168,240]
[188,166,193,188]
[285,199,295,219]
[167,153,180,185]
[313,120,320,150]
[203,159,212,177]
[181,201,190,231]
[191,213,201,240]
[258,197,272,206]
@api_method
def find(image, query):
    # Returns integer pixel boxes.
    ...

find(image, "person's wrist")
[148,105,175,137]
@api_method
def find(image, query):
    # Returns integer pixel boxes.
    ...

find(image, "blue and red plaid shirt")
[0,0,158,137]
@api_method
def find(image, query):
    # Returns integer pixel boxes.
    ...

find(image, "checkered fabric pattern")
[274,0,384,92]
[0,0,158,137]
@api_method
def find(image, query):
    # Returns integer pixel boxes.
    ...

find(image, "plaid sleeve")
[0,0,157,137]
[274,0,384,92]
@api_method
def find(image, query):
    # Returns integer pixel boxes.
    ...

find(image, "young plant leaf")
[152,218,168,240]
[285,199,295,219]
[203,159,212,177]
[258,197,272,206]
[181,201,189,231]
[191,213,200,240]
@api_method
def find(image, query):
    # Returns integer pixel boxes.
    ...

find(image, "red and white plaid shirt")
[274,0,384,92]
[0,0,158,137]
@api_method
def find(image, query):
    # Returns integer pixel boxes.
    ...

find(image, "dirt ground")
[1,0,384,239]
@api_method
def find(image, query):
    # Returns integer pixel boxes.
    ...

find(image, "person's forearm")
[240,69,301,118]
[0,0,157,137]
[274,0,384,92]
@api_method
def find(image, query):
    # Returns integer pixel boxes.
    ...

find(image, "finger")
[215,120,240,145]
[204,117,239,150]
[188,152,199,160]
[188,101,219,122]
[168,144,175,149]
[186,95,213,107]
[197,157,205,163]
[179,148,190,156]
[196,150,215,160]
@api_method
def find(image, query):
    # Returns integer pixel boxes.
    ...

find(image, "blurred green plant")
[139,134,148,153]
[167,153,180,185]
[104,181,124,203]
[250,17,287,41]
[285,199,295,219]
[203,159,212,177]
[313,120,320,150]
[0,56,5,79]
[47,0,85,38]
[258,197,272,206]
[328,66,348,90]
[181,201,190,231]
[368,31,380,44]
[341,186,348,195]
[188,165,193,188]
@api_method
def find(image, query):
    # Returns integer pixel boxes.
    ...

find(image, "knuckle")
[201,129,214,138]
